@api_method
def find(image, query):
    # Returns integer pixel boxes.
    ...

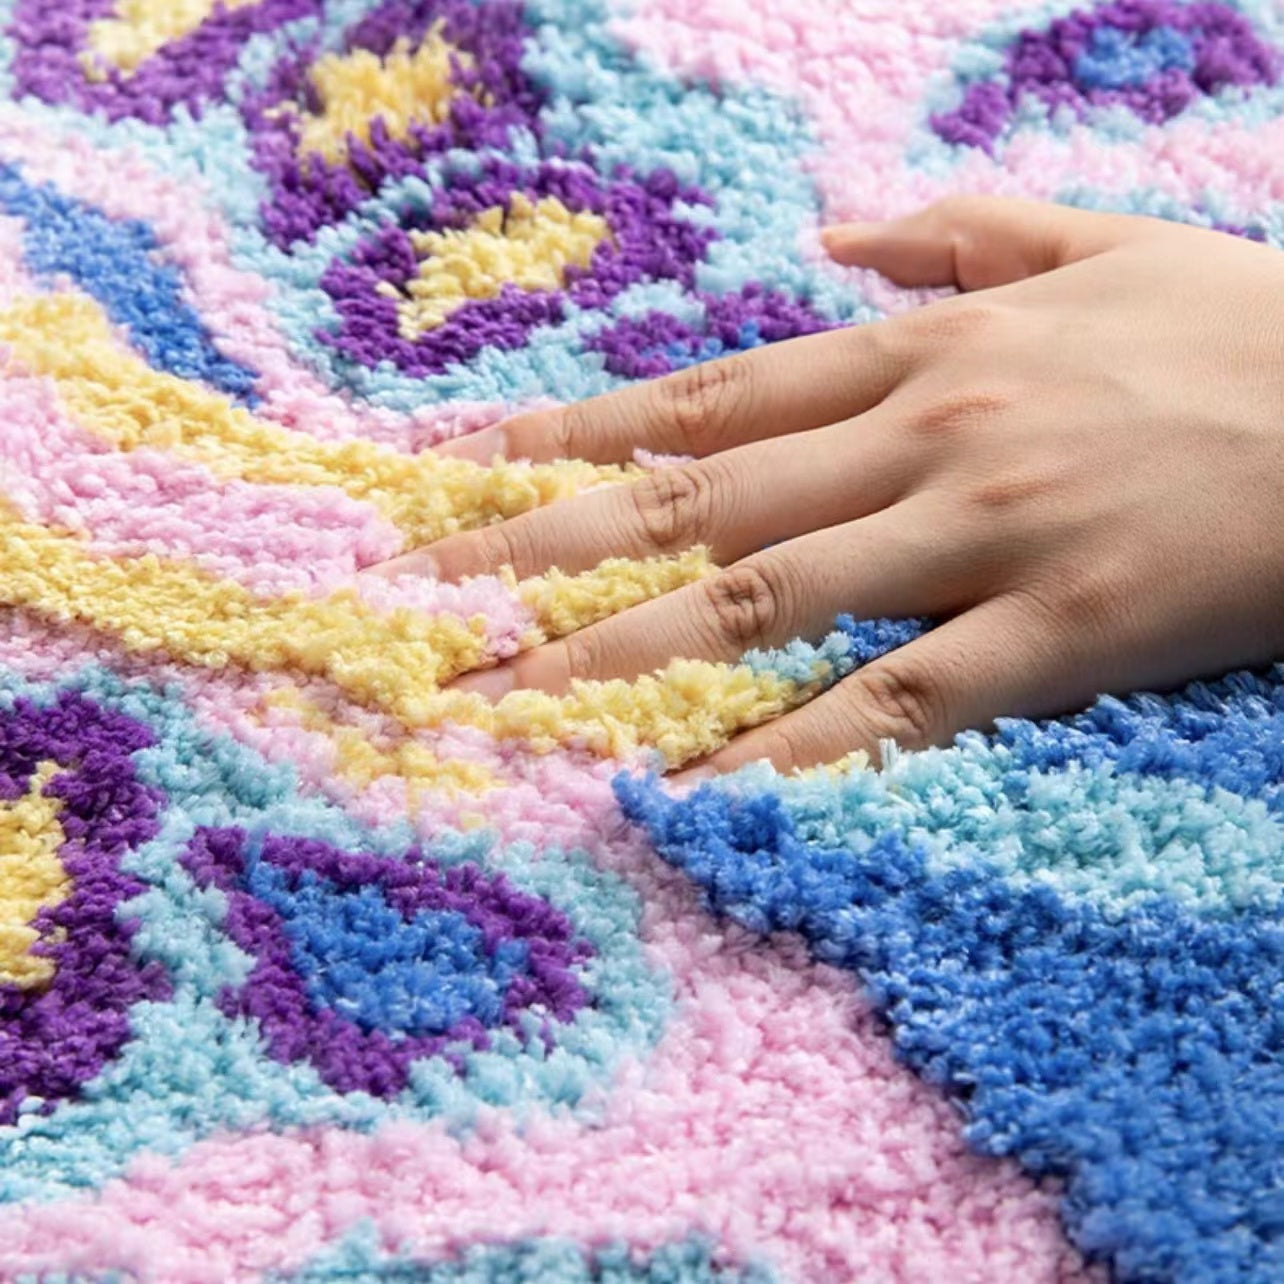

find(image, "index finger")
[435,316,913,466]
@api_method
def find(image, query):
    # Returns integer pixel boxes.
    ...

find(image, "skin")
[369,196,1284,780]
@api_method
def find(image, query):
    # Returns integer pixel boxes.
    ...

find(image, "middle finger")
[379,409,918,583]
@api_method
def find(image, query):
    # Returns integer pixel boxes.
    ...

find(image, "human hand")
[372,197,1284,778]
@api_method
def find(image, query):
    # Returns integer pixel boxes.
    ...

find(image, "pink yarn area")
[0,838,1093,1284]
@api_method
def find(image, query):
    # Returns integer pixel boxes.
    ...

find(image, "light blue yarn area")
[727,630,1284,917]
[279,1227,774,1283]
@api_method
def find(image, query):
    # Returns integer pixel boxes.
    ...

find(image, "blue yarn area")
[992,665,1284,812]
[615,772,1284,1283]
[1074,25,1195,90]
[743,614,931,688]
[0,162,258,400]
[246,862,526,1037]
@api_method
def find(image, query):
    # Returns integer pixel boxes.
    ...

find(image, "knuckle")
[701,563,786,650]
[547,403,585,458]
[1026,560,1128,637]
[848,659,941,747]
[476,521,523,571]
[561,626,607,681]
[964,467,1057,515]
[505,405,578,460]
[853,315,915,380]
[629,465,713,553]
[904,386,1014,441]
[904,299,1003,349]
[654,356,751,453]
[928,196,1015,278]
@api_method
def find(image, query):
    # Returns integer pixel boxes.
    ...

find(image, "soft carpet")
[0,1,1282,1280]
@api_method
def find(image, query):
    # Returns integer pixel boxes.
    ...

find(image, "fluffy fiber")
[0,0,1279,1281]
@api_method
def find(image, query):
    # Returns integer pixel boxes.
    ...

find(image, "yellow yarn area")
[262,660,805,767]
[516,547,715,642]
[0,516,489,700]
[483,661,803,763]
[0,290,817,767]
[384,195,611,340]
[82,0,259,77]
[291,30,475,166]
[806,749,874,777]
[0,763,70,990]
[0,517,808,765]
[0,292,631,548]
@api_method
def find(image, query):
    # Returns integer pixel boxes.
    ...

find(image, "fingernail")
[436,425,507,463]
[450,666,515,700]
[820,221,881,253]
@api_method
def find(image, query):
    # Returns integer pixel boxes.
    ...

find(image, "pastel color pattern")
[0,0,1279,1281]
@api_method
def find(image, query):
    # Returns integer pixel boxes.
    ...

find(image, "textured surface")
[0,1,1281,1280]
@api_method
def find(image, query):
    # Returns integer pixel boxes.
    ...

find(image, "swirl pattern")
[0,0,1280,1280]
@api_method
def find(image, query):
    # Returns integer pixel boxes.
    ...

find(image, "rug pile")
[1,1,1282,1279]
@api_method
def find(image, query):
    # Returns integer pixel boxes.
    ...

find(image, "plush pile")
[0,1,1281,1280]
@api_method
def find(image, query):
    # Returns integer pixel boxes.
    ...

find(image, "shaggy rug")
[0,0,1282,1279]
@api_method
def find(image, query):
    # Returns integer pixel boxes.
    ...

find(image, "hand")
[372,197,1284,778]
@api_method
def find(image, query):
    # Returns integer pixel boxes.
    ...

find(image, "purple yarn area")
[1211,219,1268,241]
[243,0,542,247]
[317,157,716,376]
[0,692,170,1125]
[587,285,838,379]
[180,827,594,1099]
[7,0,317,124]
[933,0,1279,151]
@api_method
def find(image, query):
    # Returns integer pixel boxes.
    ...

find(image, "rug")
[0,0,1281,1280]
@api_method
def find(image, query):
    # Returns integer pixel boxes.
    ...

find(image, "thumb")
[821,196,1152,291]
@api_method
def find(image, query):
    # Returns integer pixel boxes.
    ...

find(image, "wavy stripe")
[0,107,497,450]
[0,519,805,761]
[0,291,629,548]
[0,371,403,595]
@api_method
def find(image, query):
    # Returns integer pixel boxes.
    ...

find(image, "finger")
[449,494,977,698]
[433,320,913,466]
[381,413,919,583]
[672,589,1095,778]
[821,195,1156,291]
